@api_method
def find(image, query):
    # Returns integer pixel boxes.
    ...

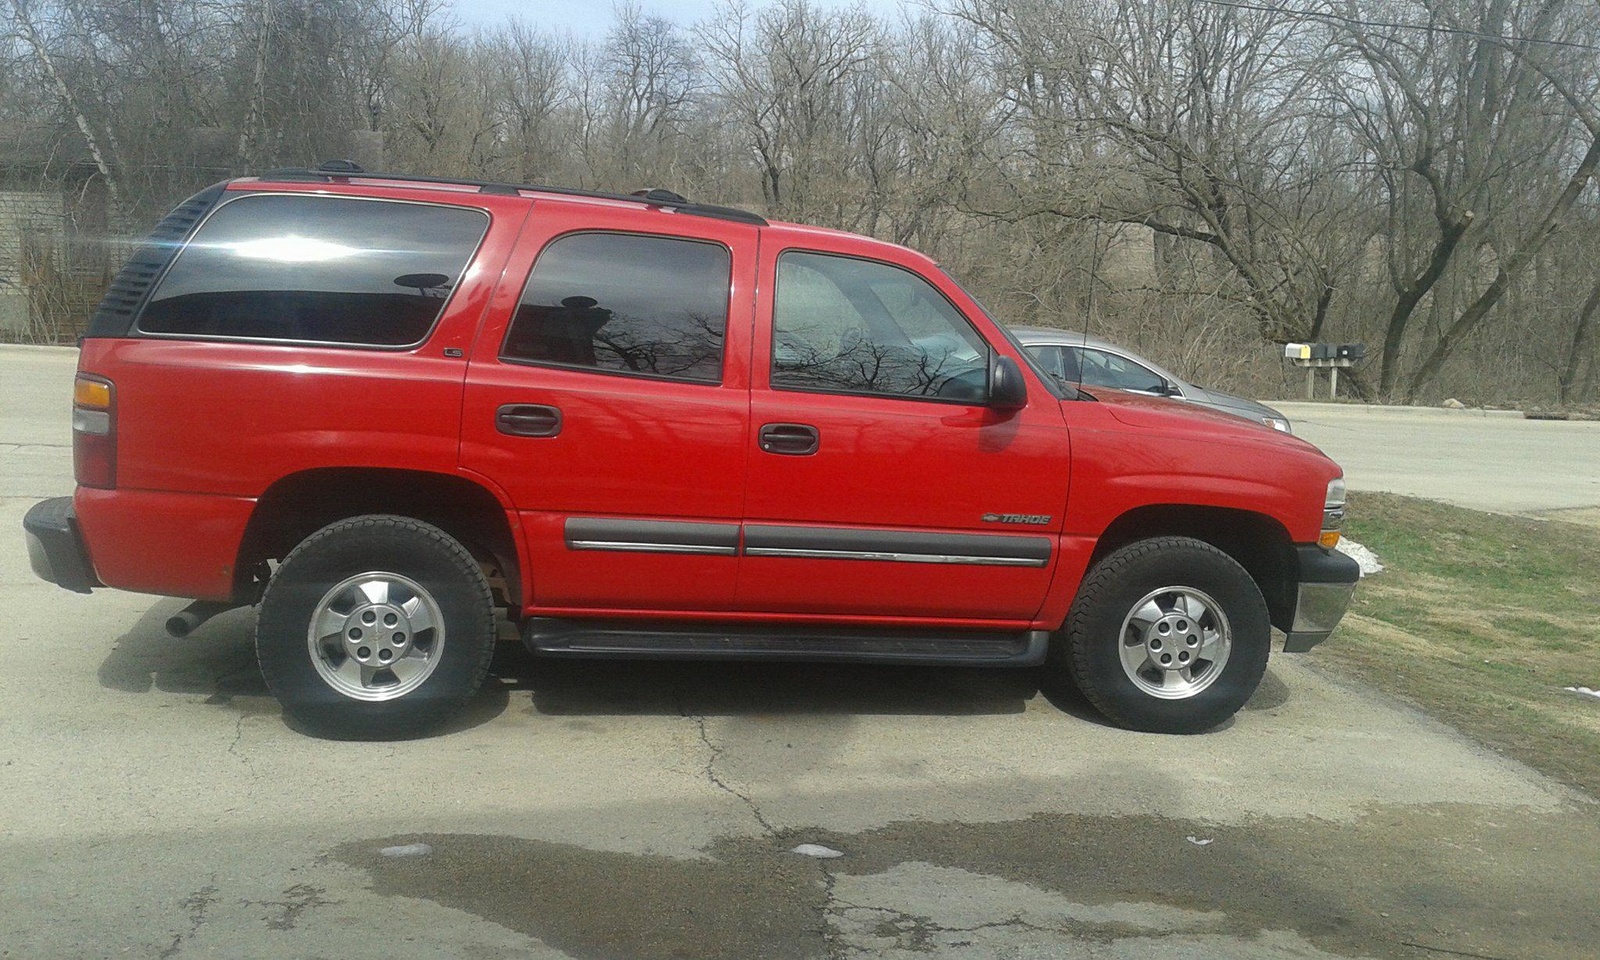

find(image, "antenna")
[1079,219,1103,393]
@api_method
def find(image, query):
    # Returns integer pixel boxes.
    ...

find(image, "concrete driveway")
[2,345,1597,960]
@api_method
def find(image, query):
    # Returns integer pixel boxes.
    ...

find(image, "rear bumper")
[1281,544,1360,653]
[23,497,99,594]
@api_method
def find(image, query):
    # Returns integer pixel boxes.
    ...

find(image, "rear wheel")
[1057,536,1270,733]
[256,515,495,738]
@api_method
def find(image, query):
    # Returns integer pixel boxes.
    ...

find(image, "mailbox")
[1285,342,1365,399]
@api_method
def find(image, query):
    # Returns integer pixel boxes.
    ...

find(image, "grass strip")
[1323,492,1600,798]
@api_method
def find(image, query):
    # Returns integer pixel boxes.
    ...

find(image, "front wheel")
[256,515,495,738]
[1057,536,1270,733]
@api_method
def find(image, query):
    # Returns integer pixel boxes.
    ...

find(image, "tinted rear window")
[502,232,731,383]
[137,194,488,346]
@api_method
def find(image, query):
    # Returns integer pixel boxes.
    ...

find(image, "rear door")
[460,203,757,613]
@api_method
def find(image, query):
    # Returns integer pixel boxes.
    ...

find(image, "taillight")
[73,374,116,488]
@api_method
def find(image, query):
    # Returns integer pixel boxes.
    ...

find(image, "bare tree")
[952,0,1367,344]
[5,0,121,207]
[2,0,1597,408]
[489,19,570,183]
[700,0,877,220]
[1331,0,1600,400]
[600,1,698,183]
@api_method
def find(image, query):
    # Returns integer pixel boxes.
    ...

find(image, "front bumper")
[1281,544,1360,653]
[23,497,99,594]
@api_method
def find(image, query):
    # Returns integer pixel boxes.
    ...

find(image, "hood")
[1185,386,1286,420]
[1078,387,1322,454]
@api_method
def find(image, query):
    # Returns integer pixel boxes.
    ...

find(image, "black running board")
[523,619,1050,667]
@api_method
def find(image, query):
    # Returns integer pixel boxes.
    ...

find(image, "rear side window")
[138,195,488,346]
[502,232,730,384]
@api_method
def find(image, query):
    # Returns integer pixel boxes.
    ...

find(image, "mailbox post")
[1284,344,1364,399]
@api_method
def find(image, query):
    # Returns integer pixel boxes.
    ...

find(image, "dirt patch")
[1535,506,1600,529]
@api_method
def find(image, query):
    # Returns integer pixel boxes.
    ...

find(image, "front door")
[738,248,1072,623]
[460,207,757,613]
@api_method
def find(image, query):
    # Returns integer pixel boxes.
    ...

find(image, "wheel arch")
[234,467,522,610]
[1089,505,1298,635]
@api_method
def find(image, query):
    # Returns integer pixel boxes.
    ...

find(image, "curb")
[1272,402,1524,420]
[0,343,78,358]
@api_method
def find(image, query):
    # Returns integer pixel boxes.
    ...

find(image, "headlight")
[1262,415,1292,432]
[1320,477,1346,548]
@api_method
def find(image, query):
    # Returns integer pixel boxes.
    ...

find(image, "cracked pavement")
[687,709,779,835]
[4,345,1600,959]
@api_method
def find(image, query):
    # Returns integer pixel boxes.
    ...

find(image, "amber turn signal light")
[74,377,112,409]
[1318,530,1342,549]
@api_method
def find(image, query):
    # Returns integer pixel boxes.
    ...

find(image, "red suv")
[23,168,1358,737]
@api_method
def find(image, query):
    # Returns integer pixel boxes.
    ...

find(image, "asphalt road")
[1278,401,1600,523]
[3,345,1598,960]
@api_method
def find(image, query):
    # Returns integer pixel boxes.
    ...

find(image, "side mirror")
[988,354,1028,410]
[1164,381,1184,397]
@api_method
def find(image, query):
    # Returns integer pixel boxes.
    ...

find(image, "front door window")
[772,251,990,403]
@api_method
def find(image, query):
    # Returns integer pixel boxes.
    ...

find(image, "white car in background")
[1012,327,1293,433]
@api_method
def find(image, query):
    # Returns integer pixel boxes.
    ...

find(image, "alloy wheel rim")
[306,571,445,702]
[1117,586,1231,700]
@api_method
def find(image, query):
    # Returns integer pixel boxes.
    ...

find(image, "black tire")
[256,515,495,739]
[1056,536,1270,734]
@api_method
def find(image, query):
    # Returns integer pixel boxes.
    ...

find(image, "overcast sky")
[448,0,915,36]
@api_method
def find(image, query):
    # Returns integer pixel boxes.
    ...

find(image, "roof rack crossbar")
[254,168,768,226]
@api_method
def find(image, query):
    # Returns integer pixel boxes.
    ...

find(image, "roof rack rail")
[253,167,768,226]
[632,188,688,204]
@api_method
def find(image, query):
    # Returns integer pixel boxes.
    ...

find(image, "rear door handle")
[759,422,819,456]
[496,403,562,438]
